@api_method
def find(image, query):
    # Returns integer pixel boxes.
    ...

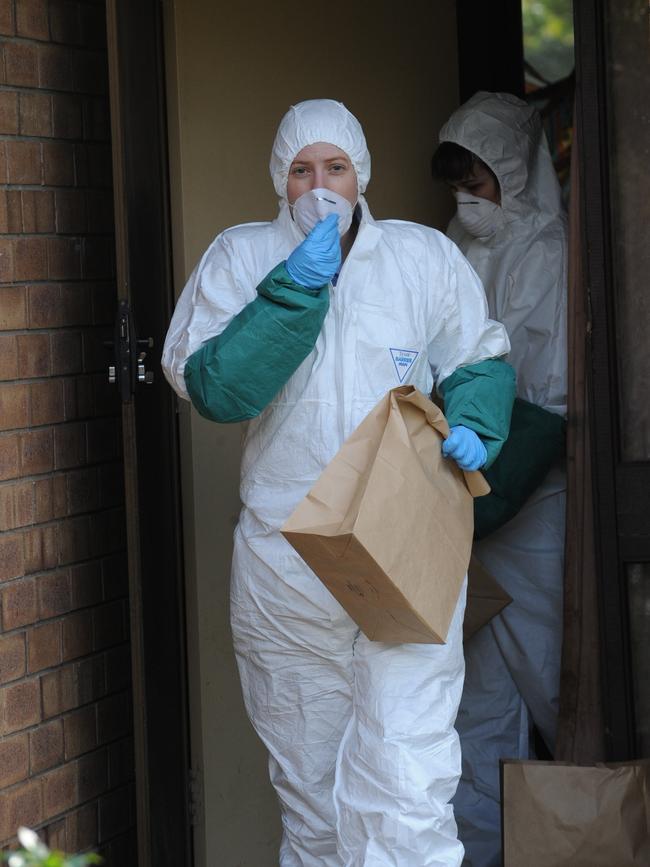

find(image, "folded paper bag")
[501,759,650,867]
[464,555,512,640]
[282,386,489,644]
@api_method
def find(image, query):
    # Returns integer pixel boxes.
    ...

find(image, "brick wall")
[0,1,135,862]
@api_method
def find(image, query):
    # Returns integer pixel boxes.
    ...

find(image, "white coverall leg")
[454,477,565,867]
[232,518,467,867]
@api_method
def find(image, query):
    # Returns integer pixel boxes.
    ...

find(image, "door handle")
[105,299,154,403]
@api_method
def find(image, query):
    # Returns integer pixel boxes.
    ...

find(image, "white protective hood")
[270,98,371,199]
[439,92,567,416]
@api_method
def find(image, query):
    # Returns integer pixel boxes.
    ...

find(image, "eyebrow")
[291,154,350,166]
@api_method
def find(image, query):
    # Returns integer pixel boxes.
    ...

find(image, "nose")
[312,165,327,189]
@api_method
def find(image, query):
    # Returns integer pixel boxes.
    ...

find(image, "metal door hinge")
[105,299,154,403]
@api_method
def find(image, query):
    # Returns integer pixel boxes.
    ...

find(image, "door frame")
[106,1,193,862]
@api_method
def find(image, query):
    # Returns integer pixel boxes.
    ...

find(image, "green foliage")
[1,828,102,867]
[522,0,575,82]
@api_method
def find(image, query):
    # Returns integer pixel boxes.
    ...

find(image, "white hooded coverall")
[162,99,512,867]
[439,92,568,867]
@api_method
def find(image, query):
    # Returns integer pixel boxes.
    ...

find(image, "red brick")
[29,718,64,773]
[37,42,74,90]
[0,334,18,380]
[47,237,82,280]
[60,283,92,325]
[13,480,35,528]
[4,190,22,233]
[34,477,54,523]
[72,50,107,95]
[23,524,58,573]
[28,284,63,328]
[65,467,99,515]
[65,802,97,852]
[38,568,71,618]
[63,376,93,421]
[0,732,29,787]
[44,818,67,851]
[0,287,27,330]
[0,780,43,843]
[27,622,62,673]
[0,384,29,432]
[2,577,38,630]
[49,0,81,45]
[6,139,42,184]
[0,434,20,481]
[42,141,74,186]
[18,91,52,137]
[0,91,19,135]
[20,427,55,474]
[52,92,83,139]
[16,0,50,40]
[0,238,15,282]
[15,238,48,282]
[0,191,7,233]
[62,609,93,661]
[30,378,65,425]
[55,189,87,234]
[63,704,96,758]
[4,42,38,87]
[53,422,86,469]
[1,677,41,734]
[42,762,78,817]
[0,483,13,530]
[77,747,108,800]
[52,473,67,517]
[70,561,102,608]
[51,331,82,375]
[58,514,91,564]
[0,632,26,684]
[0,533,25,582]
[0,2,15,35]
[21,190,55,234]
[17,333,50,378]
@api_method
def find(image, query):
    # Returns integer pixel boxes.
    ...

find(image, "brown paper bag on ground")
[464,554,512,640]
[501,759,650,866]
[282,386,489,644]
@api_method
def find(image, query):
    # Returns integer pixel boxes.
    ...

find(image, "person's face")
[450,160,500,204]
[286,142,357,206]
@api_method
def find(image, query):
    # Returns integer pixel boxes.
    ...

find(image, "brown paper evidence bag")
[501,759,650,867]
[282,385,510,644]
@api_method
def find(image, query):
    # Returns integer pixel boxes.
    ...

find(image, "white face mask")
[454,191,505,239]
[291,188,354,237]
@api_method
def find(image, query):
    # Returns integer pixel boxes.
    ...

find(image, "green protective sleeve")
[439,358,517,468]
[184,262,329,423]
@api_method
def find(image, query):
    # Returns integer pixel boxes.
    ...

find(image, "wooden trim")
[105,0,193,861]
[574,0,636,759]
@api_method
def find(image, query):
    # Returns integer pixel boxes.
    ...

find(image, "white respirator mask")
[290,188,355,237]
[454,191,505,239]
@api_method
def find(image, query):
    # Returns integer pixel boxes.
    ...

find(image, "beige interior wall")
[164,1,459,864]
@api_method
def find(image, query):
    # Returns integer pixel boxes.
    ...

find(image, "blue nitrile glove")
[442,424,488,471]
[286,213,341,289]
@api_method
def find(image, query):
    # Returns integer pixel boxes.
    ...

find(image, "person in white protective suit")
[162,98,517,867]
[432,91,568,867]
